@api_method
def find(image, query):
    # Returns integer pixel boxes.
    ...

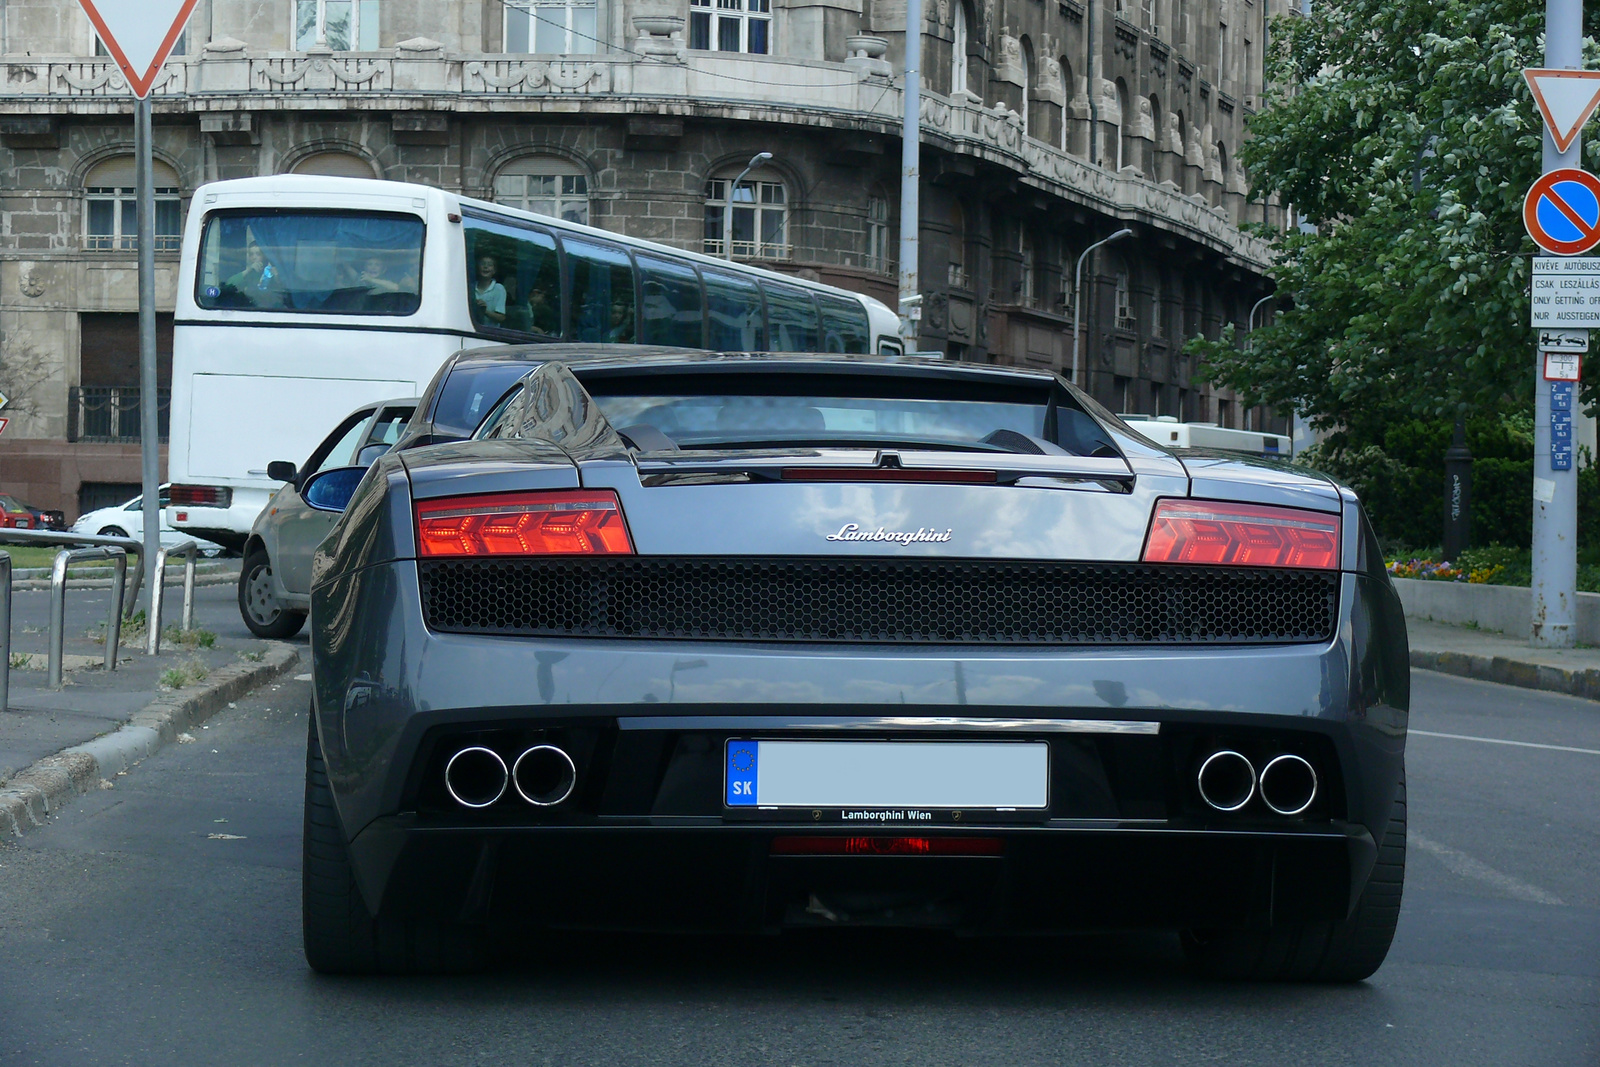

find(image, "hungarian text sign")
[1524,168,1600,255]
[1531,257,1600,326]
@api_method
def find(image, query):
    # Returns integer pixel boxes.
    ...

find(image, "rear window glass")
[197,211,423,315]
[429,363,536,439]
[463,213,560,337]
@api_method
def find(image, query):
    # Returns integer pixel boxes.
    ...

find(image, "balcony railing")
[68,386,170,443]
[700,239,793,261]
[84,234,181,252]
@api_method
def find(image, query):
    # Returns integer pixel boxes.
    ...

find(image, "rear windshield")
[196,211,424,315]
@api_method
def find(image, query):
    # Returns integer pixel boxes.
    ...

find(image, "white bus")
[165,174,903,551]
[1120,415,1293,458]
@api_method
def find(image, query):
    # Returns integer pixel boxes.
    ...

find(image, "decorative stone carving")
[1034,55,1064,105]
[395,37,443,52]
[203,36,246,53]
[844,35,892,78]
[1099,78,1120,122]
[995,33,1024,86]
[18,264,44,298]
[463,60,608,93]
[632,16,686,59]
[936,0,951,26]
[924,291,948,330]
[1134,95,1153,139]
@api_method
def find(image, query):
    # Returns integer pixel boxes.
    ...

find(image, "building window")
[290,151,377,178]
[1019,37,1033,137]
[1218,21,1229,83]
[295,0,379,50]
[494,157,591,225]
[84,158,181,251]
[703,171,788,259]
[948,200,969,288]
[505,0,597,53]
[866,192,891,274]
[1150,271,1165,337]
[689,0,770,54]
[952,3,970,96]
[1059,57,1074,153]
[1018,229,1035,307]
[1146,95,1162,182]
[1115,79,1130,171]
[1114,263,1134,331]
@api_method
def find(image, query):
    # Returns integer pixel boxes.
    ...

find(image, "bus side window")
[637,255,705,349]
[816,294,870,354]
[703,268,765,351]
[462,215,560,338]
[761,282,820,352]
[563,238,636,344]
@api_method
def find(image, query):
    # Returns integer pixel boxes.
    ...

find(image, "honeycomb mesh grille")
[418,558,1339,645]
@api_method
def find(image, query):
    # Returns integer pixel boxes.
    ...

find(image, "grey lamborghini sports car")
[299,352,1409,980]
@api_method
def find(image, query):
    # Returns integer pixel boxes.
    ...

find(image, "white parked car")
[72,486,226,555]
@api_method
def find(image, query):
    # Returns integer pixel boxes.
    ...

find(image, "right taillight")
[1142,499,1340,569]
[416,490,634,557]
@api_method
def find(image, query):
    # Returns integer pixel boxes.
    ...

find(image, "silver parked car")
[238,397,418,638]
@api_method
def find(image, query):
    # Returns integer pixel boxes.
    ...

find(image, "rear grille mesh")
[418,558,1339,645]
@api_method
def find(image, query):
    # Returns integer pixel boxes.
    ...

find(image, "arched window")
[505,0,598,53]
[1019,36,1034,137]
[494,156,591,224]
[866,189,891,273]
[1019,228,1035,306]
[952,2,970,96]
[1214,140,1228,205]
[291,151,377,178]
[1059,56,1074,153]
[84,157,181,251]
[948,199,968,288]
[1146,95,1162,181]
[704,165,788,260]
[1115,78,1130,171]
[1113,259,1133,330]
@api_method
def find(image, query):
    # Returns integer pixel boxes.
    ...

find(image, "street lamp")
[723,151,773,261]
[1246,293,1274,351]
[1072,228,1133,389]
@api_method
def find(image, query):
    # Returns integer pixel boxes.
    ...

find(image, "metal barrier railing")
[148,540,199,656]
[49,546,127,688]
[0,529,145,617]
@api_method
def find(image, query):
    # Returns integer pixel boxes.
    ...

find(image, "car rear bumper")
[311,561,1409,929]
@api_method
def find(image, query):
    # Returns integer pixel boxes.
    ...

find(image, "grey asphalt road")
[0,669,1594,1066]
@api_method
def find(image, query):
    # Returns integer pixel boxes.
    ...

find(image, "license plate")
[725,740,1048,809]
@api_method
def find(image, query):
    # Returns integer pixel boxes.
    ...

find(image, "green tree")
[1187,0,1598,425]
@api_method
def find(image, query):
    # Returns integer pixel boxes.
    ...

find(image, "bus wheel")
[239,547,306,639]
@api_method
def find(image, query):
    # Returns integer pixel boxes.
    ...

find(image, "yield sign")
[1524,69,1600,153]
[1524,168,1600,255]
[78,0,198,98]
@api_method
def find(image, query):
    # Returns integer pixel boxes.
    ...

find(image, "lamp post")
[723,151,773,261]
[1247,293,1273,345]
[1072,228,1133,389]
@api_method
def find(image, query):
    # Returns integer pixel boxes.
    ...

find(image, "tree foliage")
[1187,0,1599,426]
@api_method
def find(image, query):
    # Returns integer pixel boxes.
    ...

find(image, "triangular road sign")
[78,0,199,98]
[1525,69,1600,153]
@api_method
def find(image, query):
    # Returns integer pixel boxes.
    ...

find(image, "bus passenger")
[472,255,507,325]
[225,243,281,307]
[527,285,558,335]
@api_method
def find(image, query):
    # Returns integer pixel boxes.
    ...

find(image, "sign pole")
[135,93,160,617]
[898,0,921,352]
[1533,0,1583,648]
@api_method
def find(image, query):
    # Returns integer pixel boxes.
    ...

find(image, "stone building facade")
[0,0,1286,516]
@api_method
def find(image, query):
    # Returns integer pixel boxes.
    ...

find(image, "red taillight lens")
[168,484,233,508]
[416,490,634,557]
[769,836,1004,856]
[1142,499,1340,569]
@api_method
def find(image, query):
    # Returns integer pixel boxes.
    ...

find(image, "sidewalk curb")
[0,644,301,839]
[1410,648,1600,702]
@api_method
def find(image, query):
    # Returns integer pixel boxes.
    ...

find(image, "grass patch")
[159,657,210,689]
[88,612,217,649]
[0,545,129,572]
[238,649,265,663]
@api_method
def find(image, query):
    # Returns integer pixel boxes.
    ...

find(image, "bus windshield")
[196,211,425,315]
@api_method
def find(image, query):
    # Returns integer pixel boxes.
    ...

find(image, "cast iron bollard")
[49,546,128,689]
[148,540,200,656]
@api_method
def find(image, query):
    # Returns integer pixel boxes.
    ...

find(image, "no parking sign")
[1524,168,1600,254]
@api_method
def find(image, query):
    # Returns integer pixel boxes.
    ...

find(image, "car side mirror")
[355,443,390,467]
[267,460,298,482]
[301,466,366,513]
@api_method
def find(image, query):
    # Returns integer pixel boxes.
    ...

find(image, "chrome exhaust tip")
[1197,750,1256,812]
[513,744,577,807]
[1259,754,1318,816]
[444,746,509,809]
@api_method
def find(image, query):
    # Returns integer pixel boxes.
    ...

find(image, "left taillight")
[1142,498,1340,569]
[415,490,634,558]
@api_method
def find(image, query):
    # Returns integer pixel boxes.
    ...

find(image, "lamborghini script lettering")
[826,523,954,545]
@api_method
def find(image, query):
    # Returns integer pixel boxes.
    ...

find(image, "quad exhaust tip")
[1259,753,1318,816]
[1196,750,1256,813]
[513,745,577,807]
[444,746,508,809]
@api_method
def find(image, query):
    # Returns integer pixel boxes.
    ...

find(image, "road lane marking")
[1410,729,1600,757]
[1409,831,1567,906]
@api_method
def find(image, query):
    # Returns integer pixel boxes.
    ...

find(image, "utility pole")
[135,94,160,617]
[898,0,922,351]
[1532,0,1582,647]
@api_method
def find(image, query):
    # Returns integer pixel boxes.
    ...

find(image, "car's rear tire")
[1181,769,1406,983]
[303,714,493,975]
[98,526,129,538]
[239,547,306,639]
